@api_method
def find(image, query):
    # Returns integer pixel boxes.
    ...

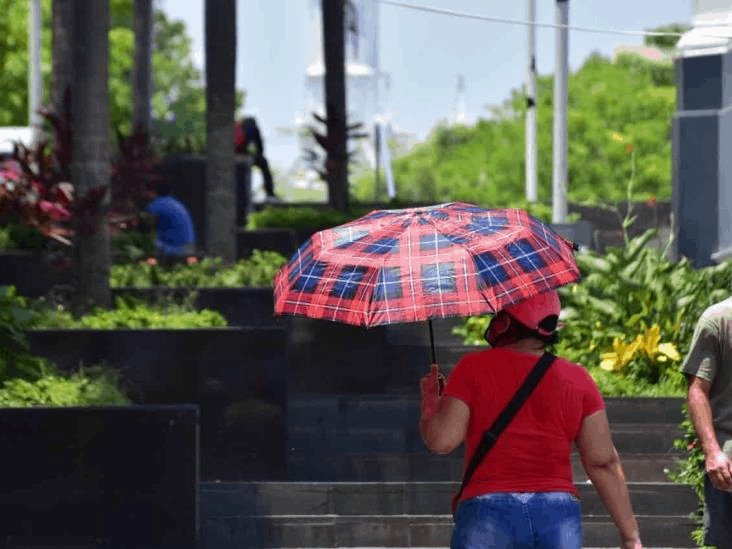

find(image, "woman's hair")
[485,311,559,347]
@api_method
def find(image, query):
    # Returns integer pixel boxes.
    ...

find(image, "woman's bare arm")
[420,396,469,455]
[577,409,642,548]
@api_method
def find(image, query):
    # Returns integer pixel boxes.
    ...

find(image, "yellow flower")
[637,324,681,362]
[638,325,661,357]
[600,336,641,371]
[611,132,625,143]
[657,342,681,362]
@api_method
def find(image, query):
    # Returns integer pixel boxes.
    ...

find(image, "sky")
[157,0,693,173]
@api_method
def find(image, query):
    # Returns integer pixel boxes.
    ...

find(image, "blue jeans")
[704,475,732,548]
[451,491,582,549]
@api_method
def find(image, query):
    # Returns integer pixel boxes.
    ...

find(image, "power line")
[378,0,690,39]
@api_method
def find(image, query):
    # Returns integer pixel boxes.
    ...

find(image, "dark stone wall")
[0,405,198,547]
[28,328,287,481]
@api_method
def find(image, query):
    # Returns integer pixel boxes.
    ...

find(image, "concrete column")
[674,2,732,265]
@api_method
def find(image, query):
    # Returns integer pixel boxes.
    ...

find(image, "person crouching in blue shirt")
[146,182,196,257]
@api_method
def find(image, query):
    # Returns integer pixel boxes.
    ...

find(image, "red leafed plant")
[109,129,160,233]
[0,95,159,244]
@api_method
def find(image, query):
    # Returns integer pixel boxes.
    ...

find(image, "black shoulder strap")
[454,351,556,502]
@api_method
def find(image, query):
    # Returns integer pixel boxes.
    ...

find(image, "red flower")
[186,256,199,265]
[145,257,158,266]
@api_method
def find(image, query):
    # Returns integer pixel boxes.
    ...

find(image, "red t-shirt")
[444,347,604,502]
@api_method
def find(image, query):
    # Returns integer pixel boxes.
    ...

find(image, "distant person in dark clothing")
[146,182,196,256]
[234,116,279,203]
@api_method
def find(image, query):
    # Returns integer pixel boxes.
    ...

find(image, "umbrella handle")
[428,319,437,365]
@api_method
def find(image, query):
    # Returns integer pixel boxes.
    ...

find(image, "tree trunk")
[71,0,111,311]
[322,0,349,212]
[204,0,237,261]
[132,0,153,136]
[51,0,74,117]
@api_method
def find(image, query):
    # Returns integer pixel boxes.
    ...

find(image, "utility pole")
[552,0,569,223]
[28,0,43,145]
[525,0,538,203]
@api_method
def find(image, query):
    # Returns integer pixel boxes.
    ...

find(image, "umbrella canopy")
[274,202,580,328]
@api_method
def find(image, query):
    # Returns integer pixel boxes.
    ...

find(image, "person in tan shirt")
[682,297,732,548]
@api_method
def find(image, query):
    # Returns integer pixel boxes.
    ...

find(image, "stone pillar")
[674,1,732,265]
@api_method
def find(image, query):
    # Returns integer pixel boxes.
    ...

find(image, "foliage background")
[354,53,675,207]
[0,0,219,152]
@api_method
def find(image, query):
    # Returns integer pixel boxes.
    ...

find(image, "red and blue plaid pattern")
[274,202,581,327]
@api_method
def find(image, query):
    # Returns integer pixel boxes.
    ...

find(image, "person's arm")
[577,410,642,549]
[419,365,468,454]
[687,375,732,490]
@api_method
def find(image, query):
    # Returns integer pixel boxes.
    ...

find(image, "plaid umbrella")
[274,202,580,360]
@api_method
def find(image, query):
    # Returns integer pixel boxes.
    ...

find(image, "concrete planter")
[28,327,287,481]
[0,251,71,297]
[0,405,198,547]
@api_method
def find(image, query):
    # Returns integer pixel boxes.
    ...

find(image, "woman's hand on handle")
[419,364,445,420]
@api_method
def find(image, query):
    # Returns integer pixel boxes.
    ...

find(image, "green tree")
[644,23,689,51]
[354,52,676,206]
[0,0,206,150]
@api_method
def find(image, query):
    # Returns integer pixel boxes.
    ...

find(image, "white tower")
[296,0,385,182]
[304,0,381,125]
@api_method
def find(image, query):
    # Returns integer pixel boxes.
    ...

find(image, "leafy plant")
[455,226,732,396]
[0,366,128,407]
[0,285,130,408]
[0,286,54,381]
[246,206,372,231]
[111,229,155,262]
[109,250,287,288]
[667,404,707,547]
[0,218,49,250]
[37,296,227,329]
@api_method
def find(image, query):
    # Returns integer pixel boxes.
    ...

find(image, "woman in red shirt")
[420,290,642,548]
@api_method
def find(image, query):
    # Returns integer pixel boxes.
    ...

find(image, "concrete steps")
[198,395,694,547]
[288,452,680,482]
[199,481,696,548]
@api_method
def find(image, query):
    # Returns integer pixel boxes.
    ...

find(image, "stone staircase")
[200,395,697,548]
[199,319,698,548]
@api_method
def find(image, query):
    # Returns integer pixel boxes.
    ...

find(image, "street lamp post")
[552,0,569,223]
[525,0,538,203]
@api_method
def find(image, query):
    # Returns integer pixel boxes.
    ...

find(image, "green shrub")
[109,250,287,288]
[0,226,12,250]
[111,230,155,263]
[0,367,129,407]
[246,206,372,231]
[37,297,227,329]
[0,286,130,407]
[0,222,48,251]
[667,405,706,547]
[455,228,732,397]
[0,286,53,381]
